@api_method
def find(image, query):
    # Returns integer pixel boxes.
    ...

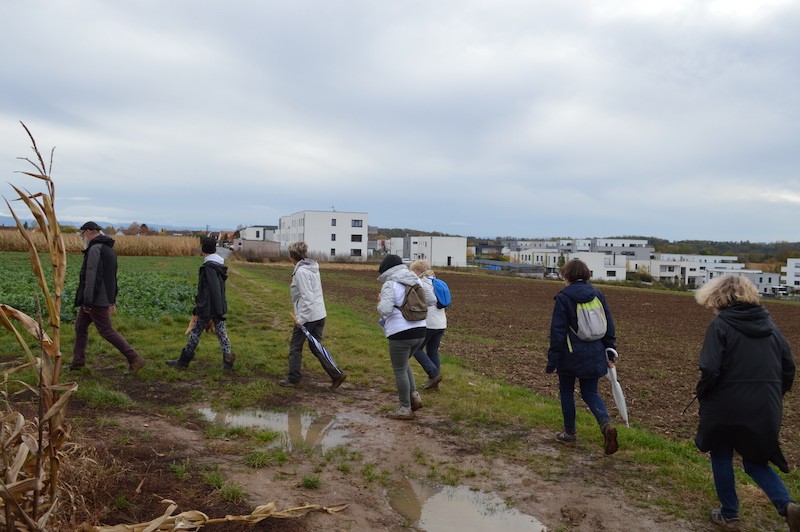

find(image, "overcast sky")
[1,1,798,242]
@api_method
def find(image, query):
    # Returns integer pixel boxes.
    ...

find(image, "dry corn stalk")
[94,500,350,531]
[0,122,72,530]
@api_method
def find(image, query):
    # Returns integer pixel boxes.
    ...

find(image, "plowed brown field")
[320,267,800,466]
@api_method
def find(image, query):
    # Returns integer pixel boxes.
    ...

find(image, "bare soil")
[61,266,800,531]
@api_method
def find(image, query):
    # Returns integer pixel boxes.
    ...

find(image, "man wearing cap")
[166,237,236,370]
[69,222,146,373]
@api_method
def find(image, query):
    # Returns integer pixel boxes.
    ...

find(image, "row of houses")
[504,238,797,295]
[234,214,799,294]
[236,210,467,268]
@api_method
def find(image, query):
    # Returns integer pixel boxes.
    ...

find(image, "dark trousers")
[287,318,342,383]
[558,374,610,433]
[71,306,140,365]
[413,328,445,379]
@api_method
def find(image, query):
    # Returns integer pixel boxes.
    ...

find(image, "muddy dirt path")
[107,376,703,532]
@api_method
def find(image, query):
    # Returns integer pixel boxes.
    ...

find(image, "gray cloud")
[1,0,798,241]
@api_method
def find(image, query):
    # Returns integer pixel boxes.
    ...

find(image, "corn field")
[0,232,199,257]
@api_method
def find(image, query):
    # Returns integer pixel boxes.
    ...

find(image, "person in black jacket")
[68,221,146,373]
[694,274,798,530]
[546,259,618,455]
[166,237,236,370]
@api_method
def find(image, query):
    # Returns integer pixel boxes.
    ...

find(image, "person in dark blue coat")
[693,274,798,530]
[546,259,618,454]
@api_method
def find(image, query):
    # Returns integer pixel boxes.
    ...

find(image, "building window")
[350,249,362,257]
[331,219,336,226]
[351,234,362,242]
[330,248,336,256]
[255,230,260,239]
[351,219,363,227]
[606,271,616,277]
[331,234,336,241]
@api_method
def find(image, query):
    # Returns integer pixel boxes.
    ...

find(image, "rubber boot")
[222,352,236,371]
[166,348,194,369]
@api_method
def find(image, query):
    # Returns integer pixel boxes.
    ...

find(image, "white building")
[388,236,467,267]
[276,210,369,261]
[568,252,627,282]
[508,248,563,270]
[703,269,784,296]
[240,225,277,241]
[781,258,800,289]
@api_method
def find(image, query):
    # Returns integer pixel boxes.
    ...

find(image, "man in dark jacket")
[166,237,235,370]
[69,221,146,373]
[694,274,798,530]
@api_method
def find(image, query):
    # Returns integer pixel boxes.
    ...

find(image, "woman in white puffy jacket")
[409,260,447,390]
[377,255,436,420]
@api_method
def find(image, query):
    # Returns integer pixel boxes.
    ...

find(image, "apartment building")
[276,210,369,261]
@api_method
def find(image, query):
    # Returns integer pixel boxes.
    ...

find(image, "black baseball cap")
[79,221,102,231]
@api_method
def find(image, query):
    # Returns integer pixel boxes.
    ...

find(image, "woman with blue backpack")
[546,258,619,455]
[409,260,450,390]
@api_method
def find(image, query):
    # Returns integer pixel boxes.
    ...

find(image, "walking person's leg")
[167,316,205,368]
[742,458,794,517]
[388,338,420,415]
[282,326,306,386]
[419,329,444,389]
[710,446,740,521]
[578,377,617,454]
[90,306,145,371]
[70,308,92,368]
[412,332,438,380]
[212,318,235,369]
[557,373,578,438]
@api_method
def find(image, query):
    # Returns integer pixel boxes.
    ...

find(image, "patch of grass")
[299,475,321,489]
[218,481,245,503]
[253,428,281,444]
[203,470,224,489]
[75,382,134,408]
[168,459,191,481]
[244,449,288,468]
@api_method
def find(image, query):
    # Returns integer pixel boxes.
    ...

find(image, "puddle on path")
[389,476,545,531]
[197,407,350,452]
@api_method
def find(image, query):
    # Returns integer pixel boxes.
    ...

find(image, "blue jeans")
[710,446,794,518]
[558,374,610,433]
[413,329,444,379]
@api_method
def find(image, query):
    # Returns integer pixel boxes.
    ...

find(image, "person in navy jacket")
[546,259,618,454]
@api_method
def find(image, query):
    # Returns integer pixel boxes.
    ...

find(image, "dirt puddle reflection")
[197,407,349,452]
[389,476,545,531]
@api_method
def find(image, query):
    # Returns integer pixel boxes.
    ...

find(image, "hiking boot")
[386,406,414,420]
[556,431,577,445]
[787,502,800,532]
[710,508,740,530]
[127,355,146,375]
[278,379,302,388]
[422,374,442,390]
[331,372,347,389]
[602,423,618,455]
[410,391,423,411]
[223,352,236,371]
[166,348,194,369]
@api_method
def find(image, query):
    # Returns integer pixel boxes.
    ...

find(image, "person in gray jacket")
[279,242,346,389]
[377,255,437,420]
[68,221,146,374]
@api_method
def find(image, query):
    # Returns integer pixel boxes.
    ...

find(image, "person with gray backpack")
[545,258,619,454]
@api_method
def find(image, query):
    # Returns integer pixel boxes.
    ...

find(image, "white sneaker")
[411,391,423,411]
[386,406,414,420]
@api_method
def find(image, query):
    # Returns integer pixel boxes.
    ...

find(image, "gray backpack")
[570,296,608,341]
[395,282,428,321]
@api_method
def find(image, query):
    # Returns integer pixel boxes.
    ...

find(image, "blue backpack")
[430,277,451,309]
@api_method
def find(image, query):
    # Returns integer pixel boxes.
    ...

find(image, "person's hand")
[109,304,116,314]
[82,306,92,314]
[545,366,557,374]
[607,361,616,369]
